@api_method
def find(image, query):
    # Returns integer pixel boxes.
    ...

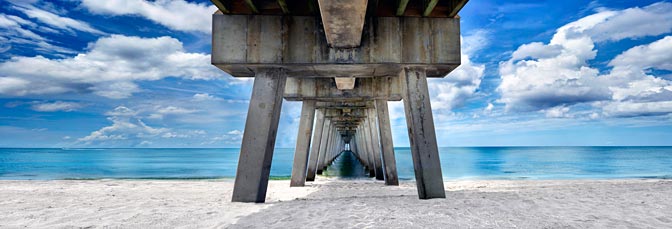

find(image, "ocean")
[1,147,671,180]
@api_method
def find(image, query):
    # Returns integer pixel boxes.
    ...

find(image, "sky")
[0,0,671,148]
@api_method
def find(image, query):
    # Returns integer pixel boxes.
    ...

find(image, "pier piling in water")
[211,0,467,203]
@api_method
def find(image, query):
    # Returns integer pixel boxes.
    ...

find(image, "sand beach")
[1,178,671,228]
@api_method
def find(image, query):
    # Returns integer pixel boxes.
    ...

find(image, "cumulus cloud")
[498,2,672,117]
[31,101,83,112]
[542,106,572,118]
[601,36,672,117]
[587,2,672,42]
[0,35,227,99]
[428,32,487,112]
[78,106,169,144]
[79,0,216,33]
[77,106,209,146]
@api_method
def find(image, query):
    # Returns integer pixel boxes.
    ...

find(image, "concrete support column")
[317,121,332,174]
[290,100,316,187]
[359,130,370,172]
[367,108,385,181]
[362,120,377,177]
[306,110,325,181]
[232,68,287,203]
[375,99,399,185]
[402,67,446,199]
[352,136,363,163]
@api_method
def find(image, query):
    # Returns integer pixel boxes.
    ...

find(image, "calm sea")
[1,147,671,180]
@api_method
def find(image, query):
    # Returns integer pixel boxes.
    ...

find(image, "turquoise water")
[0,147,671,180]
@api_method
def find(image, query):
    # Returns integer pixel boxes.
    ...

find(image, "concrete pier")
[211,0,467,202]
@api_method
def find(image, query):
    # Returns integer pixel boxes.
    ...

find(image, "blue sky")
[0,0,671,148]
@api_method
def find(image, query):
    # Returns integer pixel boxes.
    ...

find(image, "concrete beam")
[284,77,402,102]
[212,15,460,78]
[290,100,316,187]
[317,0,368,48]
[401,67,445,199]
[210,0,230,13]
[232,68,286,203]
[448,0,469,17]
[335,77,356,90]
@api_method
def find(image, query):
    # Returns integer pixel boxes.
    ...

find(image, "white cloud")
[511,42,563,61]
[429,55,485,111]
[208,129,244,145]
[11,4,104,35]
[600,36,672,117]
[0,13,75,54]
[0,35,227,99]
[498,3,672,117]
[427,34,486,112]
[78,106,200,145]
[148,106,199,119]
[31,101,83,112]
[587,2,672,42]
[227,130,242,135]
[483,103,494,114]
[78,106,170,143]
[542,106,572,118]
[192,93,221,101]
[608,36,672,72]
[80,0,216,33]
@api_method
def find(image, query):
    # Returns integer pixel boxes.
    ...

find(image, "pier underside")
[211,0,467,203]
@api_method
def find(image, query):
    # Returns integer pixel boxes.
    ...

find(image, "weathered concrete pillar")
[290,100,316,187]
[375,99,399,185]
[306,111,326,181]
[329,131,339,166]
[325,127,335,169]
[362,120,377,178]
[402,67,446,199]
[232,68,287,203]
[355,132,366,168]
[367,109,385,181]
[316,121,332,175]
[352,136,363,163]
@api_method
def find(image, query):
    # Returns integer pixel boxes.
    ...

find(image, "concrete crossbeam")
[212,15,460,78]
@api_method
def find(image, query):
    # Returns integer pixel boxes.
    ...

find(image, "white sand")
[1,178,671,228]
